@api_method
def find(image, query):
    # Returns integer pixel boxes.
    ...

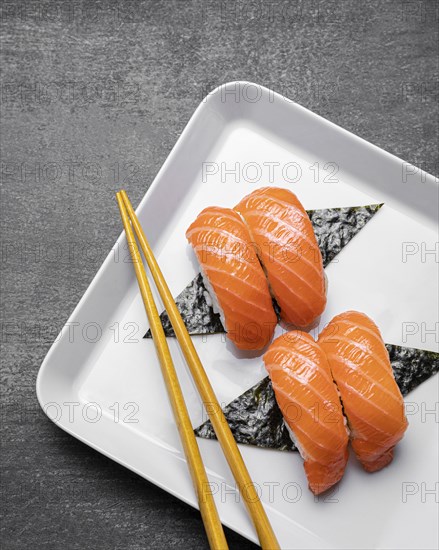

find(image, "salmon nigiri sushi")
[263,332,349,494]
[235,187,326,329]
[318,311,408,472]
[186,206,277,350]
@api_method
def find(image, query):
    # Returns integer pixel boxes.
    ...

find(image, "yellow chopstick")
[116,193,228,550]
[120,190,280,550]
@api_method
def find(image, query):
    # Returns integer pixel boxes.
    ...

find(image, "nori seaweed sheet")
[145,204,383,338]
[308,203,383,267]
[195,376,297,451]
[147,273,223,338]
[386,343,439,395]
[194,344,439,451]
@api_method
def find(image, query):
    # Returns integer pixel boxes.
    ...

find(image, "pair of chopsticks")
[116,191,280,550]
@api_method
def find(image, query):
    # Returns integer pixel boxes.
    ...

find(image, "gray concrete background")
[1,1,438,548]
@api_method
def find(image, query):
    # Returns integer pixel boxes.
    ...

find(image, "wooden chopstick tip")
[115,192,141,265]
[120,189,132,210]
[115,191,124,206]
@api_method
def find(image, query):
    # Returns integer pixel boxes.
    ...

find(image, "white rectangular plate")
[37,82,439,549]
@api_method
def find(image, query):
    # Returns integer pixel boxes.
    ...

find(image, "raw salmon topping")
[186,206,277,350]
[235,187,326,328]
[318,311,408,472]
[264,331,349,494]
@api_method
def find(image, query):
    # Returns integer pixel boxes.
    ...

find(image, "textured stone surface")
[1,1,437,548]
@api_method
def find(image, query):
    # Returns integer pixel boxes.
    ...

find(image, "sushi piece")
[263,331,349,494]
[186,206,277,350]
[318,311,408,472]
[235,187,326,328]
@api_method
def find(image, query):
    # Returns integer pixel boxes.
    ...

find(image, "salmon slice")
[186,206,277,350]
[235,187,326,328]
[318,311,408,472]
[263,332,349,494]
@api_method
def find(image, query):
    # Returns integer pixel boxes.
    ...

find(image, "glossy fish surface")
[186,206,277,350]
[235,187,327,328]
[263,331,349,494]
[318,311,408,472]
